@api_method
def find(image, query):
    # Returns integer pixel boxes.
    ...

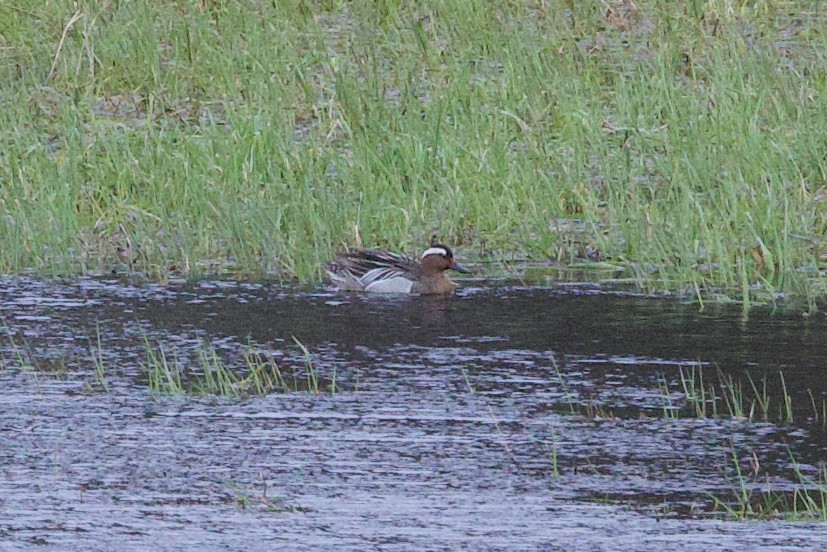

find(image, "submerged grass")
[548,361,827,520]
[1,322,71,382]
[87,324,110,393]
[142,337,333,397]
[659,365,827,427]
[1,321,114,392]
[549,357,825,429]
[712,447,827,521]
[2,1,827,302]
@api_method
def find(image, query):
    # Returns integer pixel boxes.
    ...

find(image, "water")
[1,277,826,550]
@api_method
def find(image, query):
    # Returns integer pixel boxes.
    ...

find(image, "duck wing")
[330,249,419,282]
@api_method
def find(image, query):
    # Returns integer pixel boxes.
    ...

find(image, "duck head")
[420,245,471,275]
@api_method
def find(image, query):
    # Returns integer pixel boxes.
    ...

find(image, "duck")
[326,244,470,294]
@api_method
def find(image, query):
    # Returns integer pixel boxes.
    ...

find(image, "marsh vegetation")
[2,1,827,303]
[3,1,827,546]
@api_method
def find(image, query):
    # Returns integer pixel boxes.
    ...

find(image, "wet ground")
[1,276,826,550]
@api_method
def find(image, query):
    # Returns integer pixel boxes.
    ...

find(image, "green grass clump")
[2,1,827,302]
[142,337,333,397]
[656,365,827,426]
[712,448,827,521]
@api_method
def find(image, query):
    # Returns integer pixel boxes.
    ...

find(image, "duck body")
[326,245,469,295]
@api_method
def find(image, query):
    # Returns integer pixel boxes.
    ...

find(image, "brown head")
[419,245,470,276]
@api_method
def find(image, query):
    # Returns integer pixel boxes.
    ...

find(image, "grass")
[655,364,827,427]
[87,323,110,393]
[1,321,329,396]
[1,322,70,382]
[681,365,826,425]
[142,336,334,397]
[1,1,827,303]
[547,357,826,428]
[1,320,115,392]
[462,366,519,466]
[546,360,827,520]
[711,447,827,521]
[226,481,307,514]
[547,427,561,480]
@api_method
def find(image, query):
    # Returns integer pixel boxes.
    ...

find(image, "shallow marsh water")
[1,277,826,551]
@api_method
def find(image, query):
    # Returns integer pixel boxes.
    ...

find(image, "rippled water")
[1,277,826,550]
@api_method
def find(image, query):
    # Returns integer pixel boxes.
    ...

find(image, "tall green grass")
[2,1,826,301]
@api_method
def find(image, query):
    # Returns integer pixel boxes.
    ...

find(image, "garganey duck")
[326,245,470,294]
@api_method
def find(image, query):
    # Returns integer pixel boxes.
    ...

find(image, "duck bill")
[450,260,471,274]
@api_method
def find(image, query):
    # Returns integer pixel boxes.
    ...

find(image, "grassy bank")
[2,1,826,302]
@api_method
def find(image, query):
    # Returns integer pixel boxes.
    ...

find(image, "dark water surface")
[1,277,826,551]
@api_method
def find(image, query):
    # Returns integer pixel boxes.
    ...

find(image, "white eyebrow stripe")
[421,247,448,259]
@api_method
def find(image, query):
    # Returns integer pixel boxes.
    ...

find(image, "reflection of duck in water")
[327,245,470,294]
